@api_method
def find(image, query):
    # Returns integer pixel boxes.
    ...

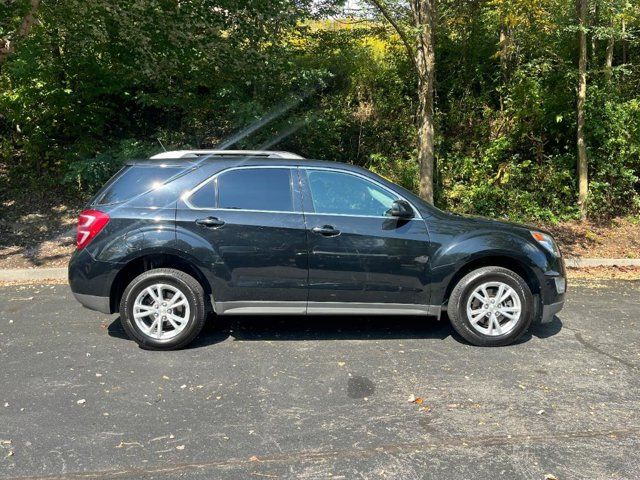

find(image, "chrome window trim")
[182,165,298,213]
[182,164,423,220]
[300,166,423,220]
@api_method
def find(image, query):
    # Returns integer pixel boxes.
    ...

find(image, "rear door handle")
[196,216,225,228]
[311,225,341,237]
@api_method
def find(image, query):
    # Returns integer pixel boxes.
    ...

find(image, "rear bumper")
[72,292,112,314]
[540,299,564,324]
[68,248,119,314]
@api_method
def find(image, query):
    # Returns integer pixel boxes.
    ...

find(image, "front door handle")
[196,216,225,228]
[311,225,341,237]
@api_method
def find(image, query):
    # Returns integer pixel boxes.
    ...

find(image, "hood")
[437,211,552,236]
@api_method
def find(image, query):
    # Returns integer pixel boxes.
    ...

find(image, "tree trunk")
[577,0,589,220]
[604,28,614,81]
[589,1,597,63]
[499,26,509,79]
[621,18,627,64]
[0,0,41,67]
[367,0,437,203]
[411,0,436,204]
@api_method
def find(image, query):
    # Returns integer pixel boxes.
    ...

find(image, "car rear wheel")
[448,266,533,347]
[119,268,206,350]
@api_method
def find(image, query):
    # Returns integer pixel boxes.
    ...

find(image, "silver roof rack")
[150,150,304,160]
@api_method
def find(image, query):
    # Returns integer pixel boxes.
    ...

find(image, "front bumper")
[540,299,564,324]
[537,259,566,323]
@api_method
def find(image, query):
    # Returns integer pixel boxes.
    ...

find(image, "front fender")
[428,230,550,305]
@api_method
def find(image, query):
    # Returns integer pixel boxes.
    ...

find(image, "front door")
[175,166,308,314]
[300,168,431,312]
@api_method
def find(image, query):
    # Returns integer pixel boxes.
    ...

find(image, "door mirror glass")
[386,199,414,219]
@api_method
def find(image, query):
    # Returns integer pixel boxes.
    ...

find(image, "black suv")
[69,150,566,349]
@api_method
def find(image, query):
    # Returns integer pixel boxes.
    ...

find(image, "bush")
[64,139,157,193]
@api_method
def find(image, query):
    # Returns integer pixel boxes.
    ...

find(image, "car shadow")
[529,315,563,339]
[107,314,563,349]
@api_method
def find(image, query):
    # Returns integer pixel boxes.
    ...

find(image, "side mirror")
[387,199,415,219]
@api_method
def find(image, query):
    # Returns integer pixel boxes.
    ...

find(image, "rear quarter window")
[93,165,184,206]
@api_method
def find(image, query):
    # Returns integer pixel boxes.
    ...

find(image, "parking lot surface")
[0,280,638,479]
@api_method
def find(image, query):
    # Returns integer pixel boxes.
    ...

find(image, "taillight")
[76,210,110,249]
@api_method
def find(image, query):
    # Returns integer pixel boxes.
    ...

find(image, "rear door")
[175,166,308,313]
[300,168,431,310]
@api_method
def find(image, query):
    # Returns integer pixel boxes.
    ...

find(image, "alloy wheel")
[465,281,522,336]
[133,283,190,340]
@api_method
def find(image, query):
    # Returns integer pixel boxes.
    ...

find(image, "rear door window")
[94,166,184,205]
[216,168,293,212]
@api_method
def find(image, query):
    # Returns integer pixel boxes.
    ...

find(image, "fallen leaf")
[337,362,346,367]
[115,441,143,449]
[544,475,558,480]
[249,455,260,462]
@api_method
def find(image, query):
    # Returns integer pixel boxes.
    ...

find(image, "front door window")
[306,170,396,217]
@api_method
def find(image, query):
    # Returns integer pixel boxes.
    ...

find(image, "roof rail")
[149,150,304,160]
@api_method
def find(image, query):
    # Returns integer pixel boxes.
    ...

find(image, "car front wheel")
[448,266,534,347]
[119,268,207,350]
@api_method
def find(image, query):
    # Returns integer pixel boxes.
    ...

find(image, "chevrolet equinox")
[68,150,566,349]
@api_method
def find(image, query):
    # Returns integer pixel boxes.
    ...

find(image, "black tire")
[119,268,206,350]
[448,266,534,347]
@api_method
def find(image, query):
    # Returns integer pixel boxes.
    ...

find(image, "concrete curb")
[563,258,640,268]
[0,267,68,282]
[1,258,640,283]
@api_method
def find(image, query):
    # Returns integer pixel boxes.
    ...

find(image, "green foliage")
[587,95,640,218]
[64,139,158,193]
[0,0,639,220]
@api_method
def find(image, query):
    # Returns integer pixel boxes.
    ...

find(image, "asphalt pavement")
[0,280,638,479]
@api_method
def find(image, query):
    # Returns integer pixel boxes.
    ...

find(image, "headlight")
[530,231,561,256]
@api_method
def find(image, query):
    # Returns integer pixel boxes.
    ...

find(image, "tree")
[577,0,588,219]
[0,0,40,69]
[367,0,437,204]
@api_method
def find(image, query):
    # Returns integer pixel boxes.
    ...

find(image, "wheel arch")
[441,254,541,308]
[109,251,213,314]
